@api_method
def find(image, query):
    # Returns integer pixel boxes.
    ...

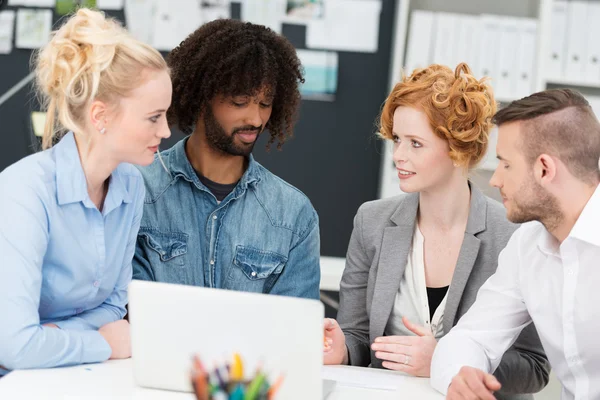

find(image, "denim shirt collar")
[55,132,132,211]
[168,137,262,192]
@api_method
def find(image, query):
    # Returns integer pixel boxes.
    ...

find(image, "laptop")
[128,280,325,400]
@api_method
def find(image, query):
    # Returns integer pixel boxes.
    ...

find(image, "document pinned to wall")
[297,49,337,101]
[125,0,155,44]
[31,112,47,137]
[97,0,124,9]
[151,0,203,51]
[16,8,53,49]
[306,0,382,53]
[8,0,56,6]
[0,10,16,55]
[202,0,230,24]
[241,0,286,34]
[283,0,324,25]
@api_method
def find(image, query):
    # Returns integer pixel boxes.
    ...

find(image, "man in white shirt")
[430,88,600,400]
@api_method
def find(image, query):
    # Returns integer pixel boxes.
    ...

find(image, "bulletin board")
[0,0,400,258]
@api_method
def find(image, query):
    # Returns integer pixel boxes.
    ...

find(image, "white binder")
[496,17,519,101]
[404,10,435,75]
[454,14,480,72]
[564,1,589,81]
[477,15,502,93]
[432,12,458,68]
[585,2,600,85]
[546,0,569,81]
[515,18,537,99]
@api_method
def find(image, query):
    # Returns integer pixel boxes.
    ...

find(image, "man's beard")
[204,107,262,157]
[506,175,563,232]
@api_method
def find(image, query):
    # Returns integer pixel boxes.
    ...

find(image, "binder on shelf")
[454,14,480,72]
[515,18,537,99]
[404,10,435,75]
[546,0,568,81]
[496,17,519,100]
[564,1,589,81]
[585,2,600,85]
[477,15,502,92]
[432,12,457,68]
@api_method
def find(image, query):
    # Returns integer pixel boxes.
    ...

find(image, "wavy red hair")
[379,63,497,168]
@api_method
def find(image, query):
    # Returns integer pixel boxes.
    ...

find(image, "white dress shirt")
[385,225,447,339]
[431,184,600,400]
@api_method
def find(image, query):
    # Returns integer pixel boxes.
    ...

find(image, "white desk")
[0,359,444,400]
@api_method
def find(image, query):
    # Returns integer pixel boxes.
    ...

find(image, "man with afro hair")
[132,19,320,299]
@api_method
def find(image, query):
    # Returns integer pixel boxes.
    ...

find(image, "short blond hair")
[34,8,168,149]
[379,63,497,168]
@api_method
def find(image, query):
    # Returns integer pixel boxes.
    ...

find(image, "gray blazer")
[337,185,550,398]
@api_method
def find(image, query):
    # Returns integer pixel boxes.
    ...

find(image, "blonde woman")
[0,9,171,374]
[323,64,550,398]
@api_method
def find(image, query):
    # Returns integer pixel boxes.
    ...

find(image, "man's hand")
[447,366,501,400]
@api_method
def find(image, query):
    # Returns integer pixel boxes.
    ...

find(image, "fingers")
[373,350,412,366]
[324,318,339,332]
[464,373,497,400]
[484,373,502,392]
[370,342,411,354]
[381,361,415,374]
[373,335,417,346]
[449,370,496,400]
[323,336,334,352]
[402,316,432,337]
[448,375,479,400]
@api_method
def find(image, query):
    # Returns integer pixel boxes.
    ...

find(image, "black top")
[426,286,449,321]
[197,173,238,202]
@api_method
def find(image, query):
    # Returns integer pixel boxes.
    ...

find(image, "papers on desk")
[322,365,405,391]
[0,10,16,55]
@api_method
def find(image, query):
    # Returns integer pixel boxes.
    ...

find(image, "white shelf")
[544,78,600,90]
[496,96,519,103]
[320,256,345,292]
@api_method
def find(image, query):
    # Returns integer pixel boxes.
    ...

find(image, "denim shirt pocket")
[232,245,287,281]
[138,228,189,282]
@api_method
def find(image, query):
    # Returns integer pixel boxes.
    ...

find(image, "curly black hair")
[167,19,304,150]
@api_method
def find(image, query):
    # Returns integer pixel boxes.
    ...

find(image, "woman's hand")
[323,318,348,365]
[371,316,437,377]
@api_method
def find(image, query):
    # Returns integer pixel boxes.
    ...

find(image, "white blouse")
[385,225,448,339]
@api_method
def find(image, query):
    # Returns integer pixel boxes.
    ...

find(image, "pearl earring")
[99,127,106,134]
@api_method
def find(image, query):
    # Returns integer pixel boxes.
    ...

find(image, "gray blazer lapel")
[443,185,487,334]
[369,194,419,341]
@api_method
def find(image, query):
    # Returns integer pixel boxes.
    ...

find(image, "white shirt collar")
[569,184,600,247]
[536,184,600,255]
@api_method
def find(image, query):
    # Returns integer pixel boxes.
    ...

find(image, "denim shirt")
[133,138,321,299]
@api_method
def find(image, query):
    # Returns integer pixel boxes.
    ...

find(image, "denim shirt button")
[212,215,217,220]
[210,260,215,265]
[251,271,257,277]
